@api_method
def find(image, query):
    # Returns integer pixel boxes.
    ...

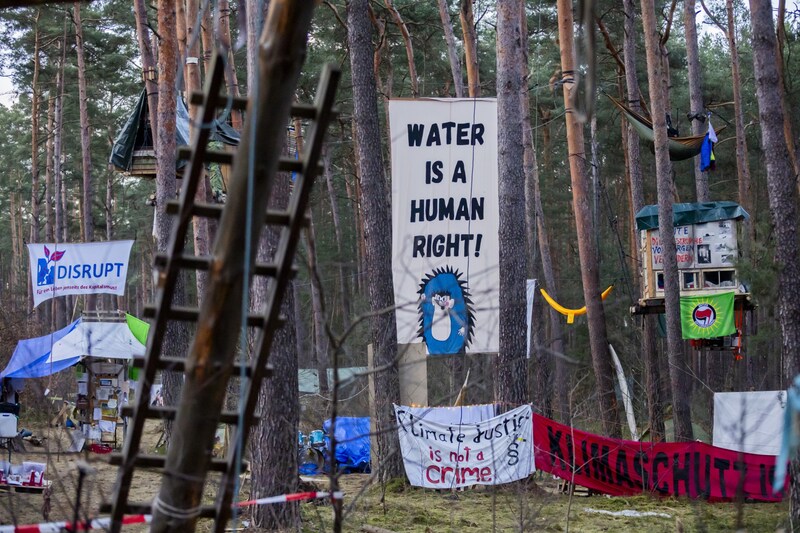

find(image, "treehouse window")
[703,269,735,289]
[682,271,699,290]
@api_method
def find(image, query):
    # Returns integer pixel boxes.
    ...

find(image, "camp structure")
[109,88,240,178]
[0,311,148,446]
[607,94,723,161]
[632,201,752,313]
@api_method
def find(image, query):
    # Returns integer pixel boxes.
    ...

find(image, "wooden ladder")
[104,50,339,531]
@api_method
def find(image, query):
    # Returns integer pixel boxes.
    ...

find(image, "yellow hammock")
[540,286,614,324]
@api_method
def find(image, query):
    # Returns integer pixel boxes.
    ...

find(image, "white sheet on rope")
[712,391,786,456]
[48,321,145,363]
[400,404,496,426]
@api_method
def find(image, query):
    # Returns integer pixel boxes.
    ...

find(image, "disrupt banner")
[395,404,534,489]
[533,414,786,502]
[389,98,499,355]
[680,291,736,339]
[27,241,134,307]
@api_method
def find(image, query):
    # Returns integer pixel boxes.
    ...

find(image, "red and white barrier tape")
[0,490,343,532]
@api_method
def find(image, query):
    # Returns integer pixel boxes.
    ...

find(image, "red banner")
[533,414,786,502]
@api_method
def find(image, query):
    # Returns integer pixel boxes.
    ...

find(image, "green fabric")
[680,292,736,340]
[618,105,704,161]
[635,201,750,231]
[125,313,150,346]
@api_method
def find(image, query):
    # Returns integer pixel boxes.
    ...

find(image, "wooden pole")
[149,1,318,530]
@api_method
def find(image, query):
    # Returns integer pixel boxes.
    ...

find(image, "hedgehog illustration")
[417,267,475,355]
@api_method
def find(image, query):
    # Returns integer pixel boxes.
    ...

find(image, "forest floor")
[0,421,790,532]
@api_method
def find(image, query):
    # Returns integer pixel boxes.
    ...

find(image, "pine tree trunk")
[557,0,620,436]
[384,0,418,97]
[74,2,95,313]
[775,0,800,185]
[727,0,753,245]
[623,0,665,441]
[641,0,693,441]
[45,92,55,246]
[156,0,189,443]
[10,193,19,313]
[460,0,480,97]
[494,0,528,409]
[684,0,708,202]
[250,174,300,530]
[749,0,800,520]
[324,149,352,329]
[134,0,159,137]
[186,0,211,300]
[218,0,243,130]
[437,0,463,98]
[347,0,403,480]
[30,10,41,249]
[53,23,67,327]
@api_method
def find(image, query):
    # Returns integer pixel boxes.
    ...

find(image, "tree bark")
[218,0,243,130]
[557,0,621,436]
[324,149,352,330]
[186,0,211,300]
[53,16,68,327]
[250,174,300,530]
[684,0,708,202]
[384,0,418,97]
[30,9,41,249]
[437,0,463,98]
[749,0,800,521]
[134,0,159,138]
[775,0,800,186]
[726,0,753,245]
[494,0,528,408]
[460,0,480,97]
[155,0,189,445]
[623,0,665,442]
[347,0,403,480]
[641,0,693,441]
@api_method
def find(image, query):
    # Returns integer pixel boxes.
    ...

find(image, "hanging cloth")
[701,118,718,172]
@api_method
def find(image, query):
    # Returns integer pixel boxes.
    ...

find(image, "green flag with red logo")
[680,292,736,339]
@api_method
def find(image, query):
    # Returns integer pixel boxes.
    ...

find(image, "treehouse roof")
[635,201,750,232]
[109,89,240,173]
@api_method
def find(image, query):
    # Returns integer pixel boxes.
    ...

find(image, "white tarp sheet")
[48,321,145,363]
[399,404,495,426]
[713,390,786,455]
[394,403,533,489]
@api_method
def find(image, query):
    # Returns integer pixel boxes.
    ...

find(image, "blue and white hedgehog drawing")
[417,267,475,355]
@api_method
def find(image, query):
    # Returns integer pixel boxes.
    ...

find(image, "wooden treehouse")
[109,89,239,189]
[631,202,754,349]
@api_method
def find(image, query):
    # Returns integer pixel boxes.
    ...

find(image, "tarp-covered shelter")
[109,89,240,176]
[635,201,750,231]
[0,320,80,379]
[0,315,148,379]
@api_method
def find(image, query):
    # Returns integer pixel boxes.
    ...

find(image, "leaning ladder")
[104,51,339,531]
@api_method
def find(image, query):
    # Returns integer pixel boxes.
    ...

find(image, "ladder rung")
[153,253,292,278]
[189,91,249,111]
[130,355,256,378]
[120,405,253,425]
[107,453,243,473]
[177,146,234,165]
[99,501,218,518]
[165,200,310,227]
[142,305,267,328]
[277,158,324,176]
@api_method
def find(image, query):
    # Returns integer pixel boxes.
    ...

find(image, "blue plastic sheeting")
[323,417,371,473]
[0,320,80,379]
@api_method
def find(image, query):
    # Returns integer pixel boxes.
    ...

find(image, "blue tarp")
[323,417,371,473]
[0,320,80,379]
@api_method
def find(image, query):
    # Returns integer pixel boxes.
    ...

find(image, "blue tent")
[0,320,80,379]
